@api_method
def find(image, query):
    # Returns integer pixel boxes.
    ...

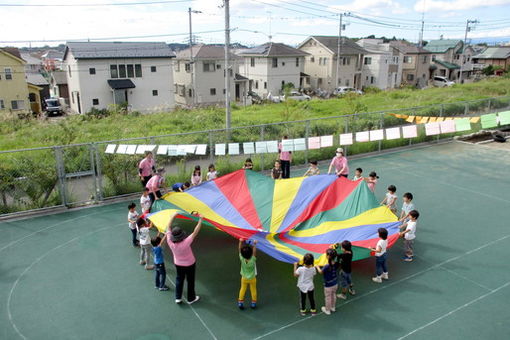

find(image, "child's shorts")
[404,239,414,253]
[339,271,352,288]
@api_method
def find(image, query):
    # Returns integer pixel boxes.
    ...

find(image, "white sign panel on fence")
[157,145,168,155]
[125,145,137,154]
[402,125,418,138]
[243,142,255,154]
[215,144,226,156]
[293,138,306,151]
[135,145,147,154]
[116,144,128,154]
[184,145,197,154]
[167,145,177,156]
[320,135,333,147]
[385,127,401,140]
[356,131,370,142]
[105,144,117,154]
[308,137,321,149]
[369,129,384,141]
[425,122,440,136]
[255,141,268,154]
[228,143,239,155]
[266,141,279,153]
[176,145,187,156]
[339,133,353,146]
[439,120,456,133]
[195,144,207,155]
[281,139,294,152]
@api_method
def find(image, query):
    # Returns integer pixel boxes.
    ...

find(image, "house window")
[318,78,323,86]
[89,68,96,75]
[185,63,191,72]
[264,82,267,89]
[272,58,278,68]
[364,57,372,65]
[71,92,75,104]
[255,81,259,89]
[68,65,71,78]
[310,57,315,63]
[175,61,180,72]
[152,90,158,96]
[119,64,127,78]
[216,64,221,69]
[151,66,157,72]
[110,65,118,78]
[11,100,24,110]
[407,74,414,81]
[404,56,413,64]
[178,85,185,96]
[209,88,216,96]
[323,57,328,65]
[174,84,178,94]
[127,64,134,78]
[223,89,226,94]
[188,88,192,97]
[4,68,12,80]
[282,61,285,66]
[296,58,299,67]
[0,99,4,109]
[345,79,350,86]
[342,57,350,65]
[92,98,99,105]
[432,55,436,61]
[250,58,255,67]
[135,64,142,77]
[422,55,428,63]
[281,80,285,88]
[203,62,215,72]
[370,76,375,84]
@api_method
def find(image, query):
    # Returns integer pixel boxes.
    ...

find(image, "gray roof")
[51,71,67,85]
[25,73,49,86]
[175,44,236,60]
[300,36,368,55]
[473,46,510,59]
[107,79,136,89]
[425,39,462,53]
[42,50,63,60]
[389,40,431,54]
[20,52,42,65]
[238,42,309,57]
[64,42,175,60]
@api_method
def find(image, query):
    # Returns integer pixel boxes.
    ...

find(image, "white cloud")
[414,0,510,12]
[331,0,410,15]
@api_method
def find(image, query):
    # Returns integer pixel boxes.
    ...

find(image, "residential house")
[389,40,432,88]
[0,48,31,114]
[20,52,43,74]
[42,50,64,71]
[357,39,403,90]
[63,41,175,114]
[237,42,308,97]
[173,44,246,106]
[26,73,50,102]
[472,46,510,73]
[425,39,473,81]
[298,36,367,91]
[50,70,69,102]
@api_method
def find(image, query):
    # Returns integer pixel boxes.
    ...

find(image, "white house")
[173,44,247,106]
[298,36,367,91]
[63,41,175,114]
[237,42,308,97]
[357,39,403,90]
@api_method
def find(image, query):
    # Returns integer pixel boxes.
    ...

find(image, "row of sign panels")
[104,116,496,156]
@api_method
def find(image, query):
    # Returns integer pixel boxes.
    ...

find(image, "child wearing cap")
[327,148,349,178]
[166,212,203,304]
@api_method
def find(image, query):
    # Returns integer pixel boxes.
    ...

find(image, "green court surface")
[1,141,510,340]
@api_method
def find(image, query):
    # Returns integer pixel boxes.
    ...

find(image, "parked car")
[247,91,263,104]
[269,91,311,103]
[433,76,455,87]
[333,87,363,96]
[44,98,64,116]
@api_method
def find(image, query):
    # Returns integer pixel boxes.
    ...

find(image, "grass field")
[1,77,510,151]
[1,141,510,340]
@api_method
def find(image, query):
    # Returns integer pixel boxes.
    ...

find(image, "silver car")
[333,87,363,96]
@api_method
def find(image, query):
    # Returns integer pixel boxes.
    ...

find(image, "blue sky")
[1,0,510,47]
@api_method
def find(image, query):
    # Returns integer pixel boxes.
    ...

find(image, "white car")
[433,76,455,87]
[284,91,311,101]
[333,87,363,96]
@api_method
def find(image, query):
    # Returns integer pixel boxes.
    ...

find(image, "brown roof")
[389,41,431,54]
[238,42,309,57]
[175,44,236,59]
[306,36,368,55]
[1,47,23,60]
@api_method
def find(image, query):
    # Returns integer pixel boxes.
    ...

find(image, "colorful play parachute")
[148,170,401,265]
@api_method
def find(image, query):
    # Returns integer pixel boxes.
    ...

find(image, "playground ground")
[1,141,509,340]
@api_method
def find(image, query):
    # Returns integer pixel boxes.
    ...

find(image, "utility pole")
[224,0,231,134]
[418,11,425,47]
[335,13,343,89]
[188,8,201,106]
[459,19,478,84]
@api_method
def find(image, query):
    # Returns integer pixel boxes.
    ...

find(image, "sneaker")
[300,309,306,316]
[145,266,154,270]
[139,261,146,265]
[310,309,317,315]
[349,287,356,295]
[337,293,347,300]
[372,276,382,283]
[175,299,182,304]
[321,306,331,315]
[404,257,413,262]
[381,272,389,280]
[250,302,257,309]
[188,296,200,305]
[154,286,159,289]
[159,287,169,291]
[331,307,336,312]
[238,302,245,310]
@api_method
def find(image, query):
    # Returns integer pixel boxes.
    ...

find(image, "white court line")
[253,233,510,340]
[397,280,510,339]
[438,265,493,292]
[164,275,218,339]
[7,223,119,340]
[0,207,119,253]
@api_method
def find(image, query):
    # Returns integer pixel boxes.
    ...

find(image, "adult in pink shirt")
[328,147,349,178]
[166,213,203,304]
[138,151,156,187]
[278,135,293,179]
[146,167,165,206]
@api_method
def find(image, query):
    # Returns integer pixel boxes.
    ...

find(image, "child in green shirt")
[238,239,258,310]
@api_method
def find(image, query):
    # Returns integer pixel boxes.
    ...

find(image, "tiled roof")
[25,73,49,86]
[20,52,42,65]
[51,71,67,85]
[64,42,175,60]
[425,39,462,53]
[473,46,510,59]
[389,40,431,54]
[434,59,460,69]
[175,44,236,59]
[308,36,368,55]
[1,47,23,60]
[238,42,309,57]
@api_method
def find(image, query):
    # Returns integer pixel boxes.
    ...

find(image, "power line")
[0,0,192,7]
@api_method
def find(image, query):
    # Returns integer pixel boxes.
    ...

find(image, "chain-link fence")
[1,95,510,217]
